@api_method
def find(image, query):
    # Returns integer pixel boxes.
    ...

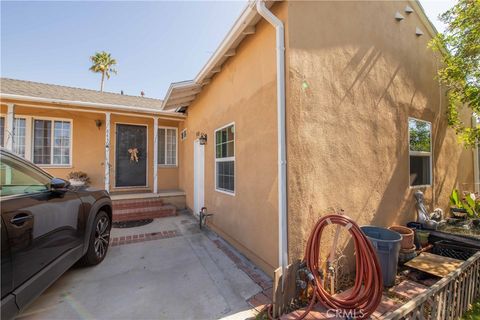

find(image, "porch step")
[112,198,165,210]
[112,197,177,222]
[113,204,177,222]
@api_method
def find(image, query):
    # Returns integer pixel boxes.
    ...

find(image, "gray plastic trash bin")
[361,226,402,287]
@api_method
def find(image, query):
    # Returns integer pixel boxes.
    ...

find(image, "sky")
[1,0,456,100]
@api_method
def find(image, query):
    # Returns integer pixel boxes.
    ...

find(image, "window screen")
[158,128,177,165]
[33,119,71,165]
[215,124,235,193]
[13,118,26,158]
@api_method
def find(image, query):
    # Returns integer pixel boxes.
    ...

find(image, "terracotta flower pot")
[388,225,414,249]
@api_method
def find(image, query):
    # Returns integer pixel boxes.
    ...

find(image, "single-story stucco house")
[1,0,477,277]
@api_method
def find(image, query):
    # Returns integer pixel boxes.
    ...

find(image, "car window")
[0,153,50,197]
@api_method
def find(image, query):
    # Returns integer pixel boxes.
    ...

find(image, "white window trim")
[12,116,30,160]
[408,117,433,188]
[214,122,235,196]
[157,126,178,167]
[31,116,73,167]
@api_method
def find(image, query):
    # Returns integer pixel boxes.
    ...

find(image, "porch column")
[104,112,111,192]
[153,116,158,194]
[5,103,15,151]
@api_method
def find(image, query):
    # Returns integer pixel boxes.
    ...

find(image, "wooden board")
[271,262,300,318]
[405,252,463,277]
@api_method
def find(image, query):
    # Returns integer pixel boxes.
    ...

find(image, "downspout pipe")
[256,1,288,280]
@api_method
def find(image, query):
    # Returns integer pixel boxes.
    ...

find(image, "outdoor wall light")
[95,119,103,129]
[197,132,208,145]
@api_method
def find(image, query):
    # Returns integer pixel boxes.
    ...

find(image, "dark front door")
[115,124,147,187]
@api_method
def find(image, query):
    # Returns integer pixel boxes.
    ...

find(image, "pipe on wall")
[256,1,288,280]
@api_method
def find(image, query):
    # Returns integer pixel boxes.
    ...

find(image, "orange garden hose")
[292,214,383,319]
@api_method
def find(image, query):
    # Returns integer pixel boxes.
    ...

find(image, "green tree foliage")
[89,51,117,92]
[429,0,480,147]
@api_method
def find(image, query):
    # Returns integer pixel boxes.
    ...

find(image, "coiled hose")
[295,214,383,319]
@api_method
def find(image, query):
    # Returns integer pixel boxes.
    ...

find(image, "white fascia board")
[410,0,438,38]
[161,81,199,110]
[194,1,259,84]
[0,93,186,118]
[160,0,274,111]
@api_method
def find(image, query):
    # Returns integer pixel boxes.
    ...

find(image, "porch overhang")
[0,93,186,119]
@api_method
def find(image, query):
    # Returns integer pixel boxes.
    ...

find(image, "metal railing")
[384,251,480,320]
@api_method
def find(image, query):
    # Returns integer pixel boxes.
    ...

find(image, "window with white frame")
[33,119,71,165]
[215,123,235,194]
[158,127,177,165]
[409,118,432,186]
[12,118,26,158]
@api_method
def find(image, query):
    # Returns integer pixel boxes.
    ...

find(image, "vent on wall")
[395,12,405,21]
[175,106,188,113]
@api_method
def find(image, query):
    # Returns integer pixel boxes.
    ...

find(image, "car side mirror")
[50,178,70,190]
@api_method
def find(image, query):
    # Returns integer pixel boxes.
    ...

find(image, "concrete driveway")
[17,212,268,320]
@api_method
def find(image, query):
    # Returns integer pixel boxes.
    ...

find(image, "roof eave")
[0,93,186,118]
[161,0,273,111]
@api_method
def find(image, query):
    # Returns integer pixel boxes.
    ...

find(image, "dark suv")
[0,148,112,320]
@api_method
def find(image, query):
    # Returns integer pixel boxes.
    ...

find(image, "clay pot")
[389,225,414,249]
[398,245,417,265]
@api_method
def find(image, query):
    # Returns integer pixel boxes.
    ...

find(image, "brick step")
[112,205,177,222]
[112,198,164,210]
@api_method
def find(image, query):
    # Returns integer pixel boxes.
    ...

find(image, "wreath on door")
[128,148,139,163]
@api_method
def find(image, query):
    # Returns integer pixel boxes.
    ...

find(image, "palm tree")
[89,51,117,92]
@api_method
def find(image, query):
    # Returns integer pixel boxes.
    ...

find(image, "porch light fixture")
[95,119,103,129]
[197,132,207,145]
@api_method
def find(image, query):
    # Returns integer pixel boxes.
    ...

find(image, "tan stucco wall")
[0,101,180,192]
[178,3,288,275]
[285,1,475,264]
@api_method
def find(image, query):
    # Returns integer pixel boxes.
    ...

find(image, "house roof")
[161,0,440,111]
[161,0,269,111]
[0,78,164,110]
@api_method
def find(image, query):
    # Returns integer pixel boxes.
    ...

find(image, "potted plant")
[67,171,91,187]
[450,189,468,218]
[462,191,480,219]
[449,189,480,227]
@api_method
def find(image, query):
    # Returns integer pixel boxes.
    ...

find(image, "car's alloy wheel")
[94,216,110,259]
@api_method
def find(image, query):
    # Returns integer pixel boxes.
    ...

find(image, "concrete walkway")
[17,213,264,320]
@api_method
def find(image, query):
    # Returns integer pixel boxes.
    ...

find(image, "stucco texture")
[285,1,474,264]
[178,3,288,276]
[0,101,180,192]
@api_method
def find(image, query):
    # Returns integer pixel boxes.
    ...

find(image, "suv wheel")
[79,211,111,266]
